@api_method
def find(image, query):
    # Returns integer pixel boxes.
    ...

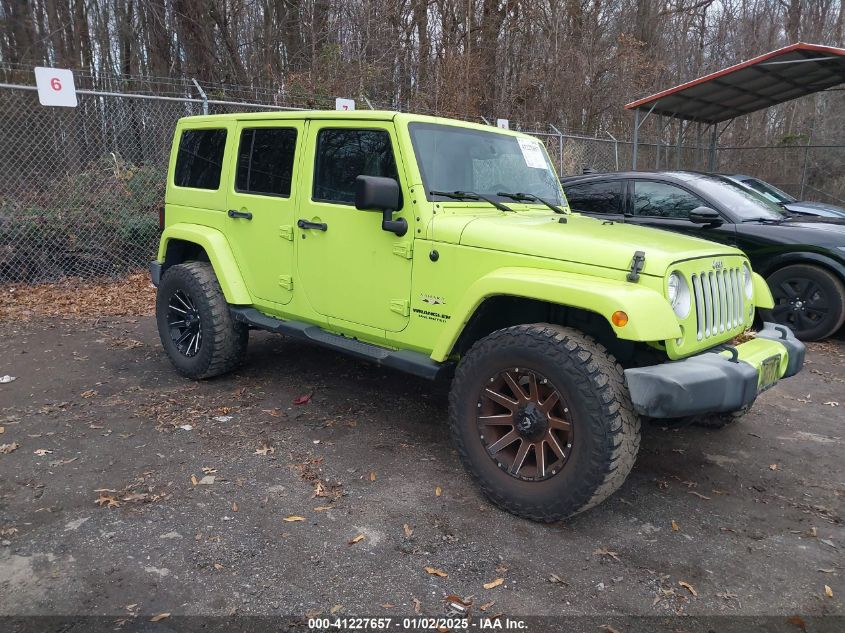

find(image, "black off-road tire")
[763,264,845,341]
[448,324,640,522]
[692,407,749,429]
[156,262,248,379]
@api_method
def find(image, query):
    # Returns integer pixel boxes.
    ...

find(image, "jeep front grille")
[690,267,744,341]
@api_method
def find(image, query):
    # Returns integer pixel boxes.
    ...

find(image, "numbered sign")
[34,67,77,107]
[335,97,355,111]
[496,119,509,129]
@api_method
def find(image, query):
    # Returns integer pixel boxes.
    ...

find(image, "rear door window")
[235,128,298,197]
[174,129,227,190]
[564,180,623,214]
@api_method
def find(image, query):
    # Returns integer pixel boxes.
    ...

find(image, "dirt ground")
[0,281,843,629]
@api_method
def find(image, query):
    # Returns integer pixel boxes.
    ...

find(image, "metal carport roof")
[625,42,845,124]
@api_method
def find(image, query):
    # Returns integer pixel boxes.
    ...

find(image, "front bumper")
[624,322,805,418]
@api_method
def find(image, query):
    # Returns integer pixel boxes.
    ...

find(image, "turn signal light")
[612,311,629,327]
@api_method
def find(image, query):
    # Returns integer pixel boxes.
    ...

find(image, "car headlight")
[668,271,691,319]
[742,262,753,299]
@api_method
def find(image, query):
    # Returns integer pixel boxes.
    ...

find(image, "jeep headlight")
[668,271,691,319]
[742,262,753,299]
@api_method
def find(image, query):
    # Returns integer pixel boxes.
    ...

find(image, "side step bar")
[230,307,451,381]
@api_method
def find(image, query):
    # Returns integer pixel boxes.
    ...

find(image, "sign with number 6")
[34,67,77,107]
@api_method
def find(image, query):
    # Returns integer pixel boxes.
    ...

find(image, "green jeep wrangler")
[151,111,804,521]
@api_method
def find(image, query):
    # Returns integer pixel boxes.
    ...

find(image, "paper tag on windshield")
[517,138,547,169]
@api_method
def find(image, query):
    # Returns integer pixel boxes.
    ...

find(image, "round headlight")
[668,271,691,319]
[742,262,753,299]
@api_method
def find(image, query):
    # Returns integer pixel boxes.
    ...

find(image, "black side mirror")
[689,206,723,226]
[355,175,407,236]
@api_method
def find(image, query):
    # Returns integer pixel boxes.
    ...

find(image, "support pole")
[632,109,640,170]
[800,124,814,199]
[550,124,565,173]
[675,119,683,170]
[708,124,718,172]
[656,114,662,169]
[191,79,208,115]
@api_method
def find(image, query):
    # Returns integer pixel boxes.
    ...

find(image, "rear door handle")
[228,209,253,220]
[297,219,328,231]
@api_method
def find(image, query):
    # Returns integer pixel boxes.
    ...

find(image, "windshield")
[680,174,789,221]
[408,123,564,206]
[740,177,797,204]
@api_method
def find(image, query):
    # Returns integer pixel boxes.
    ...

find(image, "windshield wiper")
[497,191,566,214]
[741,217,788,224]
[429,190,513,212]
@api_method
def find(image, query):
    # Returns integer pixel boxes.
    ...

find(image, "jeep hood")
[434,212,741,277]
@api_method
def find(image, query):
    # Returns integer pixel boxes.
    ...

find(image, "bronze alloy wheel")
[477,367,573,481]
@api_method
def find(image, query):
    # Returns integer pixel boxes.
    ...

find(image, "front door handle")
[297,219,328,231]
[228,209,253,220]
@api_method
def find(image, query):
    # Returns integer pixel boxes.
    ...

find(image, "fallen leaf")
[412,598,422,613]
[818,568,835,573]
[370,471,376,481]
[0,442,19,454]
[0,426,4,434]
[424,566,448,578]
[198,475,215,485]
[808,527,817,537]
[348,533,365,545]
[483,578,505,589]
[81,390,98,398]
[214,563,223,570]
[33,449,53,456]
[381,603,395,609]
[688,491,711,500]
[823,401,839,407]
[787,615,807,631]
[594,547,621,562]
[403,524,414,538]
[769,463,779,471]
[149,613,170,622]
[671,520,680,531]
[548,573,567,584]
[435,486,442,497]
[330,604,343,614]
[679,581,698,597]
[824,585,834,598]
[95,493,120,509]
[231,501,238,512]
[293,393,312,405]
[190,475,198,486]
[314,506,333,512]
[820,538,837,549]
[599,626,621,633]
[283,515,305,522]
[479,600,496,611]
[255,443,275,456]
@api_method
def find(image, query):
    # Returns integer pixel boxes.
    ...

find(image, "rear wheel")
[764,264,845,341]
[448,324,640,522]
[156,262,248,379]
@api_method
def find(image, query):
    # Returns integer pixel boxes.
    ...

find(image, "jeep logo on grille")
[712,260,723,269]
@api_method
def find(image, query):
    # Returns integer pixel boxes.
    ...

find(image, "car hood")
[784,201,845,218]
[432,212,742,277]
[740,217,845,248]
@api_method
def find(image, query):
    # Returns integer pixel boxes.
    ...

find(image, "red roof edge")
[624,42,845,111]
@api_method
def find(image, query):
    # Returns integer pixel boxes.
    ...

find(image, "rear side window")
[564,180,623,214]
[313,129,398,204]
[174,129,227,190]
[235,128,298,197]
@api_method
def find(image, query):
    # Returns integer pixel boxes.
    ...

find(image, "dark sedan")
[562,171,845,341]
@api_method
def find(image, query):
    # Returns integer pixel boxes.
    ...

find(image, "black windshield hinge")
[627,251,646,282]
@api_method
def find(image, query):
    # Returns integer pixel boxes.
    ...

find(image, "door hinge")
[278,275,293,290]
[389,299,410,317]
[392,241,413,259]
[279,225,294,241]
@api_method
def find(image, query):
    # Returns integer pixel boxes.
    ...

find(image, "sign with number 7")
[34,67,78,107]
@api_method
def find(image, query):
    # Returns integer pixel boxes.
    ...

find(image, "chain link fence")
[1,81,843,284]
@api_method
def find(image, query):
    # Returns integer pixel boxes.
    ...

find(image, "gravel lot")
[0,290,843,628]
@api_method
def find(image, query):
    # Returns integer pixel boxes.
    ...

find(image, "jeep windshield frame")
[408,122,564,207]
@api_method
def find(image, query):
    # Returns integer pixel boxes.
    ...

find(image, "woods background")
[2,0,844,141]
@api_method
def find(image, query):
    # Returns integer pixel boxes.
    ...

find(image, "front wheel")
[763,264,845,341]
[448,324,640,522]
[155,262,248,379]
